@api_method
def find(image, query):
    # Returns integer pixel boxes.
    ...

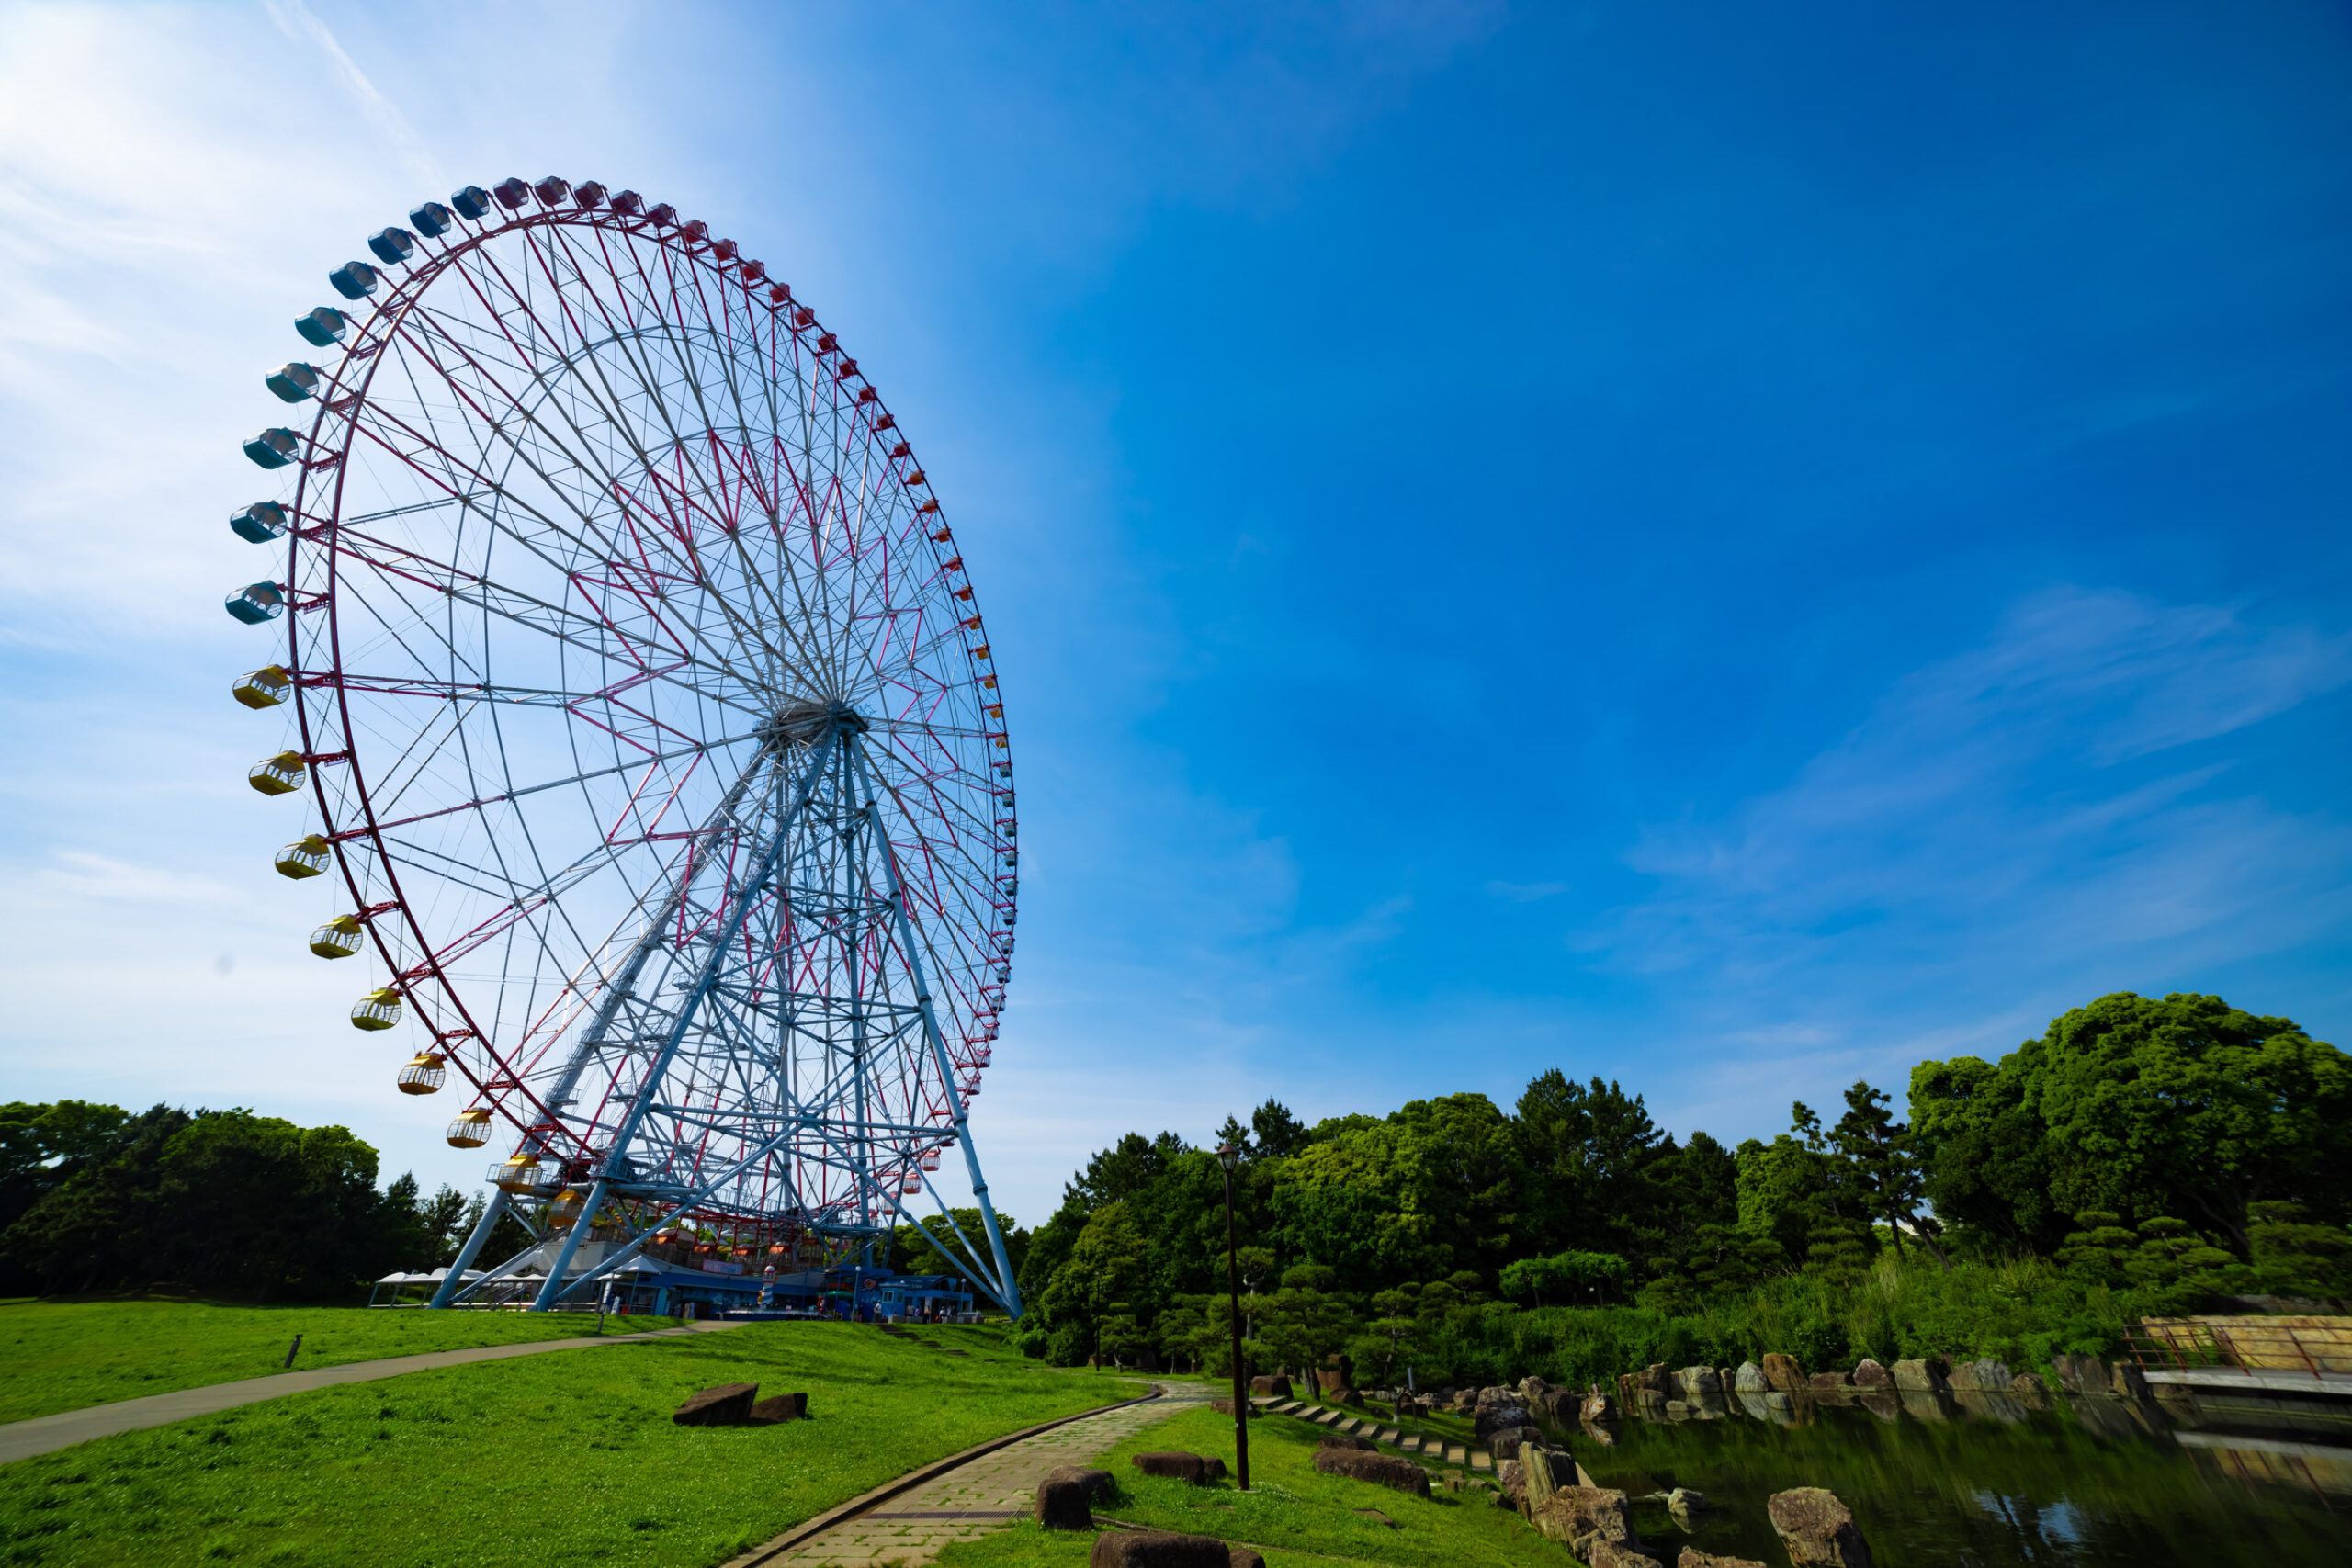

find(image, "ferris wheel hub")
[759,700,868,750]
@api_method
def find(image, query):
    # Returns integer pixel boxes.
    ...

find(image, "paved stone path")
[745,1382,1217,1566]
[0,1319,750,1466]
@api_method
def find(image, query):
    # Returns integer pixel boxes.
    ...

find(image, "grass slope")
[0,1300,686,1425]
[938,1406,1584,1568]
[0,1319,1132,1567]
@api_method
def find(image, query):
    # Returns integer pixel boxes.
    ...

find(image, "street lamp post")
[1216,1142,1251,1492]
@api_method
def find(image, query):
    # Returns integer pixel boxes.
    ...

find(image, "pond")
[1555,1385,2350,1566]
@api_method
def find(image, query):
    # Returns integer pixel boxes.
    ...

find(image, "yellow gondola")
[351,987,402,1030]
[249,751,308,795]
[232,665,293,709]
[274,835,331,879]
[396,1052,446,1095]
[309,914,364,959]
[492,1154,542,1191]
[446,1108,492,1148]
[547,1189,586,1226]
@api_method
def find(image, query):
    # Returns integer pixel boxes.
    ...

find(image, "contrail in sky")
[264,0,446,192]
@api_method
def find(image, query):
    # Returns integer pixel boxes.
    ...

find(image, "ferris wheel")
[220,175,1022,1314]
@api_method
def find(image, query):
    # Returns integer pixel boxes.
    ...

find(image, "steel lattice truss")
[232,178,1020,1312]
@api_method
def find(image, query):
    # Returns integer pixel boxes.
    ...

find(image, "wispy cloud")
[263,1,444,192]
[1583,586,2352,1099]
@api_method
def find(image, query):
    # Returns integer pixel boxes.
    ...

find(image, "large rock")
[1522,1443,1562,1510]
[1310,1447,1432,1498]
[1497,1459,1525,1510]
[1634,1364,1673,1394]
[1487,1425,1540,1459]
[673,1382,759,1426]
[1850,1359,1892,1389]
[1131,1452,1216,1485]
[1588,1543,1663,1568]
[1734,1361,1769,1393]
[1809,1370,1852,1393]
[1675,1366,1721,1397]
[1036,1478,1094,1529]
[1090,1532,1233,1568]
[1679,1552,1768,1568]
[2112,1361,2151,1401]
[1207,1398,1261,1417]
[1667,1486,1706,1521]
[1768,1487,1873,1567]
[1248,1374,1292,1399]
[1891,1358,1946,1392]
[1046,1466,1115,1501]
[1582,1388,1618,1421]
[1946,1358,2011,1393]
[1473,1404,1532,1439]
[1761,1353,1806,1394]
[1319,1432,1376,1451]
[748,1393,808,1424]
[2050,1355,2108,1395]
[1227,1551,1265,1568]
[1530,1486,1643,1558]
[1316,1367,1351,1397]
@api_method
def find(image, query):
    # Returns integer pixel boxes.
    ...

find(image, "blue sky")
[1,2,2347,1225]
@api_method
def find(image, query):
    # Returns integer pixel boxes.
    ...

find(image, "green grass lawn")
[0,1319,1136,1567]
[0,1299,688,1424]
[936,1406,1585,1568]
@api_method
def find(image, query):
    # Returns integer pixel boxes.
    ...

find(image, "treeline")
[0,1101,482,1299]
[1012,992,2352,1381]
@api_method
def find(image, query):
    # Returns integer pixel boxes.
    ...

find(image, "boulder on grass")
[1090,1531,1233,1568]
[1768,1487,1873,1568]
[1530,1485,1642,1558]
[1249,1374,1293,1399]
[1498,1458,1525,1509]
[1132,1452,1216,1485]
[1036,1478,1094,1530]
[1488,1426,1539,1459]
[1207,1398,1262,1417]
[1851,1359,1893,1389]
[1523,1444,1562,1509]
[1319,1433,1376,1451]
[1473,1404,1532,1438]
[748,1393,807,1424]
[1046,1466,1115,1501]
[1761,1354,1806,1394]
[1310,1447,1432,1498]
[1227,1550,1266,1568]
[1587,1542,1662,1567]
[673,1382,759,1426]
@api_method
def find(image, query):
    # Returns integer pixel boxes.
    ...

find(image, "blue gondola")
[266,362,321,403]
[449,185,492,221]
[328,260,379,300]
[295,306,348,347]
[231,502,289,544]
[224,581,288,625]
[367,227,415,265]
[409,200,454,237]
[243,428,300,469]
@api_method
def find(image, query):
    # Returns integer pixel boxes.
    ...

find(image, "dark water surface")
[1558,1388,2350,1566]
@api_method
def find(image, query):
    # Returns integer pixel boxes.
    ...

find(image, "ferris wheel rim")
[257,183,1012,1181]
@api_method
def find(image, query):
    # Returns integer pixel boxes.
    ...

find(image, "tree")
[1915,993,2352,1256]
[1037,1201,1152,1364]
[1832,1081,1945,1266]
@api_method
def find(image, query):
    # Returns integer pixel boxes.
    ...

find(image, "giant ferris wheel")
[220,175,1022,1314]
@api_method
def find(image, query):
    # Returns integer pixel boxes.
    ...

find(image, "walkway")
[0,1319,750,1466]
[732,1382,1217,1567]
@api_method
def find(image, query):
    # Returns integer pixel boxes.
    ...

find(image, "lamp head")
[1216,1142,1239,1172]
